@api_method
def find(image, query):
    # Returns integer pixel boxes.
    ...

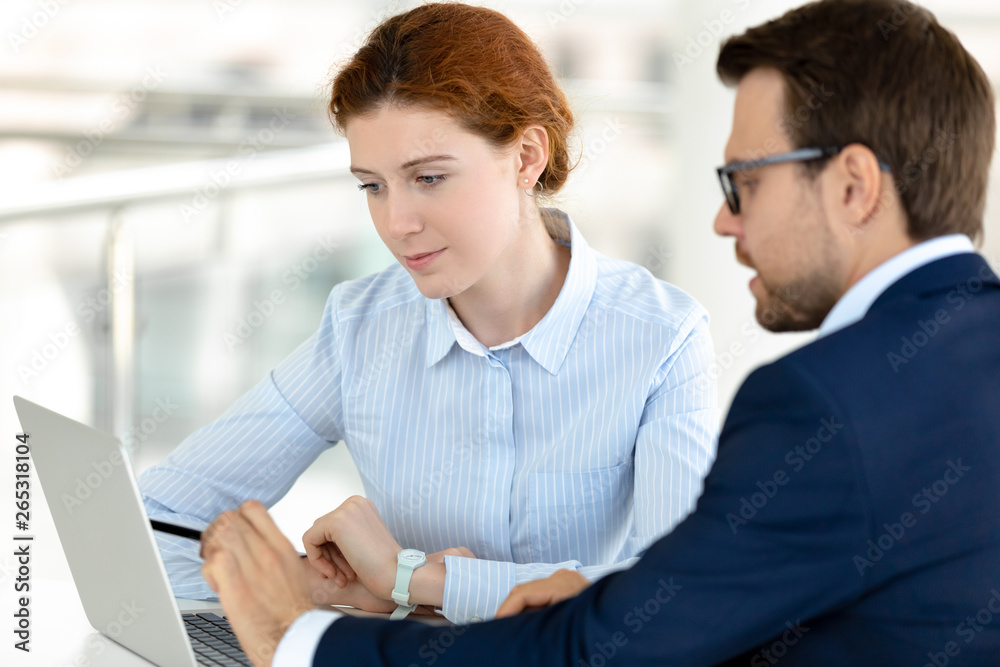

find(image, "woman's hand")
[301,557,398,613]
[302,496,402,600]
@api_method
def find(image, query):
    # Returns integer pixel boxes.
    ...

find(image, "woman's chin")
[409,273,466,301]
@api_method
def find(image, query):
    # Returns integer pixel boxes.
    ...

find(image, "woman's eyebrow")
[350,154,457,176]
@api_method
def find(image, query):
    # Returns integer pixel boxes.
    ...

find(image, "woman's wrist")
[406,560,447,609]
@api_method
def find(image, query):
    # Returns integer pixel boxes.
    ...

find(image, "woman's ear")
[517,125,549,188]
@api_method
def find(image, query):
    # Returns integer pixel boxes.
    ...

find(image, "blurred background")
[2,0,999,585]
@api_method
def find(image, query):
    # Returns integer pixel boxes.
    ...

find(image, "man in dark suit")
[200,1,1000,664]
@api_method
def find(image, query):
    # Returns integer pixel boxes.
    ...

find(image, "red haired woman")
[141,3,718,625]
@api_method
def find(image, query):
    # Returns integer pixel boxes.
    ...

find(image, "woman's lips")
[404,248,445,271]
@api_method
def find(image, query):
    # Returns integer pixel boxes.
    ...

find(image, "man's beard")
[754,268,842,332]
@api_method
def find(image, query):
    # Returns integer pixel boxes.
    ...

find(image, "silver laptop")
[13,396,248,667]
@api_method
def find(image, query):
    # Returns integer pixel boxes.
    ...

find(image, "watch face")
[400,549,424,563]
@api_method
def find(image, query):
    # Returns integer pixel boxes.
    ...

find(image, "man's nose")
[713,202,741,239]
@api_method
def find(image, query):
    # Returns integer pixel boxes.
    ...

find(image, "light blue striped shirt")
[139,212,719,623]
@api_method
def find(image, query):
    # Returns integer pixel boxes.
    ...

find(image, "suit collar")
[870,252,999,312]
[819,235,975,338]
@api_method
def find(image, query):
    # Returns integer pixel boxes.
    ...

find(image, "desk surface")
[8,578,448,666]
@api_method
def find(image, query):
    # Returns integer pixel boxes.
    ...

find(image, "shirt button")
[469,616,483,623]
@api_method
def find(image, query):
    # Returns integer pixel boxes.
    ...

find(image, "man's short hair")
[717,0,995,243]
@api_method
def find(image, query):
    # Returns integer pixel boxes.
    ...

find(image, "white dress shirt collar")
[818,234,974,338]
[427,209,597,374]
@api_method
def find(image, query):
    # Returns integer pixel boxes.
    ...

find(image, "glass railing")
[1,141,395,470]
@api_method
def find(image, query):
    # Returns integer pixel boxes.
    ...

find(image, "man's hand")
[426,546,476,564]
[495,569,591,618]
[200,501,316,667]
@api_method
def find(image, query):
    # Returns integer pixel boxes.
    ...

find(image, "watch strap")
[390,602,418,620]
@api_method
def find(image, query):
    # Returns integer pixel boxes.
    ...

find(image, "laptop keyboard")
[183,612,253,667]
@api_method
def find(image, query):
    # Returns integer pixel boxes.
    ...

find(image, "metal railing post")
[106,208,136,451]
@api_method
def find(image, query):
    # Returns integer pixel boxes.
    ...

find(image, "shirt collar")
[424,210,598,374]
[818,234,975,338]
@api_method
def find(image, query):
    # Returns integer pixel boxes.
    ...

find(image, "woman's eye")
[417,175,446,186]
[358,183,383,195]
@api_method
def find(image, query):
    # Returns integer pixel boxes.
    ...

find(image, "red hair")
[329,3,575,194]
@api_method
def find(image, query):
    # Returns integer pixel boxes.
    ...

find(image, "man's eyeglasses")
[716,146,891,215]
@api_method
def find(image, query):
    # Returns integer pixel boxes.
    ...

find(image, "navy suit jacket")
[315,253,1000,666]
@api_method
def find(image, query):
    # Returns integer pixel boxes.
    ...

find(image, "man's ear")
[828,143,889,236]
[517,125,549,187]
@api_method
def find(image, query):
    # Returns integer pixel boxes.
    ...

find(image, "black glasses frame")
[716,146,891,215]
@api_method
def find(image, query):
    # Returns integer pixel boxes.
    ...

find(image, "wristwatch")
[390,548,427,620]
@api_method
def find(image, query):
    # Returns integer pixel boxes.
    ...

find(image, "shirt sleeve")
[442,555,637,622]
[139,287,347,597]
[272,609,344,667]
[440,308,719,623]
[628,306,719,554]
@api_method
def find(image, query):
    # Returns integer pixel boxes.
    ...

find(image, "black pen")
[150,519,202,542]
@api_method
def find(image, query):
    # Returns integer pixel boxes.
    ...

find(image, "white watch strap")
[390,602,417,620]
[391,549,426,620]
[392,563,416,607]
